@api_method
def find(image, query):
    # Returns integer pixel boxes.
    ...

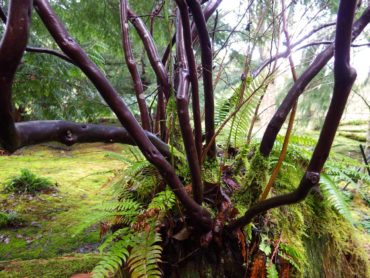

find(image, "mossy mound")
[243,143,370,277]
[2,169,57,195]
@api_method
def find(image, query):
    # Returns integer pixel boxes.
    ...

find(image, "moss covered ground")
[0,133,369,277]
[0,143,126,277]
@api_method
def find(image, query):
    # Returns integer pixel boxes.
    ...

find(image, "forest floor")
[0,143,126,277]
[0,125,369,277]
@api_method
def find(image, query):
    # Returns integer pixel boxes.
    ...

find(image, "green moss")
[266,157,369,278]
[202,159,221,184]
[231,138,369,277]
[0,254,100,278]
[337,132,366,142]
[233,150,269,207]
[0,143,126,261]
[339,119,367,126]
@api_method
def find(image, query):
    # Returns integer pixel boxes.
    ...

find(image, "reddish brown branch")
[127,8,170,100]
[0,0,32,151]
[260,6,370,157]
[25,46,74,64]
[175,11,203,204]
[176,0,202,162]
[187,0,216,159]
[0,6,74,65]
[120,0,151,131]
[229,0,358,230]
[162,0,222,68]
[10,121,169,156]
[252,22,336,77]
[149,0,164,35]
[33,0,212,231]
[156,85,167,140]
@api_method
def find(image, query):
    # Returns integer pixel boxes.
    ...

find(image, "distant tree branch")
[0,5,7,22]
[259,6,370,157]
[252,22,336,77]
[229,0,358,230]
[25,46,75,64]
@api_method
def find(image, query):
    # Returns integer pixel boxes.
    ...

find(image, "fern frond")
[127,230,163,278]
[93,229,132,278]
[320,173,353,224]
[105,152,135,164]
[266,260,279,278]
[216,75,268,148]
[279,243,306,273]
[148,189,176,211]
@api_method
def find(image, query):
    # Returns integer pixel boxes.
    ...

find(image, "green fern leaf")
[127,230,163,278]
[266,260,278,278]
[320,173,353,224]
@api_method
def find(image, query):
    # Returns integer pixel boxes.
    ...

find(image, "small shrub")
[2,169,57,194]
[0,211,20,228]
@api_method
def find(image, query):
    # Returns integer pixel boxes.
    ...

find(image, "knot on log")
[306,171,320,185]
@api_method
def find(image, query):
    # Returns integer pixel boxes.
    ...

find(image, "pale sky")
[218,0,370,83]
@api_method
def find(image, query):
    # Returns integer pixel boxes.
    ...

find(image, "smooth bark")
[175,12,203,204]
[0,0,32,151]
[33,0,212,230]
[12,121,169,157]
[120,0,151,131]
[187,0,216,159]
[127,8,170,100]
[175,0,202,162]
[161,0,222,65]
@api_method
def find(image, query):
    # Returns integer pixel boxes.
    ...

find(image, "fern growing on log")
[320,173,353,224]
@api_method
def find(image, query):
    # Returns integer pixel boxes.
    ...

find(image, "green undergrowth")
[0,212,21,229]
[266,165,369,277]
[239,135,370,277]
[0,143,126,261]
[3,169,57,194]
[0,254,100,278]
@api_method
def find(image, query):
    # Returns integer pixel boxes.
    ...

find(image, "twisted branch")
[229,0,358,230]
[0,0,32,151]
[33,0,212,230]
[0,5,74,65]
[127,8,170,100]
[260,7,370,157]
[11,121,169,157]
[120,0,151,131]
